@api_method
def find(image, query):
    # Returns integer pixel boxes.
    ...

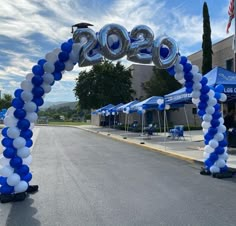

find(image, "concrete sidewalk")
[78,125,236,169]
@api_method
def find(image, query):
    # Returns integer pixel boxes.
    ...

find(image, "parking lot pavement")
[77,125,236,169]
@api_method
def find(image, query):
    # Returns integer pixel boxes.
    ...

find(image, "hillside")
[40,101,77,110]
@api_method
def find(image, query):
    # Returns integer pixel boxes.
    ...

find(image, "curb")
[76,126,204,166]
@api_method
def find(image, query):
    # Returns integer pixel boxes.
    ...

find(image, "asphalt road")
[1,126,236,226]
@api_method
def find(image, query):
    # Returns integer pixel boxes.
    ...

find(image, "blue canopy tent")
[108,103,124,127]
[116,100,139,133]
[131,96,164,135]
[92,104,115,115]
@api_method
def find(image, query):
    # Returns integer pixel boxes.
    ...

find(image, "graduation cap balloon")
[71,22,94,33]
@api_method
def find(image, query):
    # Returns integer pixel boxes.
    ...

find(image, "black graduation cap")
[71,22,94,33]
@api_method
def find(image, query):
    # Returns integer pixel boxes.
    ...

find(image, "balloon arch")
[0,23,230,197]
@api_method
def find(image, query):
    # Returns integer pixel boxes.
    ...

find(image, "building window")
[226,58,233,71]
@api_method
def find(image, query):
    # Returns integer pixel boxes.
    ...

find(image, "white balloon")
[214,133,224,142]
[7,173,21,186]
[174,72,184,81]
[26,73,34,81]
[21,80,33,92]
[207,98,217,106]
[25,112,38,123]
[53,48,61,55]
[191,65,199,74]
[43,73,54,84]
[23,155,32,165]
[203,114,212,122]
[45,52,58,63]
[219,93,227,102]
[7,127,20,139]
[14,181,28,193]
[210,165,220,173]
[191,91,200,99]
[192,73,202,82]
[219,152,229,161]
[69,51,79,63]
[0,165,14,177]
[192,82,202,91]
[202,128,208,134]
[215,159,226,168]
[4,116,18,127]
[218,124,226,133]
[204,145,214,153]
[174,64,183,73]
[207,89,215,98]
[209,139,219,149]
[219,117,224,124]
[41,83,51,93]
[17,147,30,158]
[202,121,211,129]
[24,102,37,112]
[43,62,55,73]
[165,104,170,110]
[205,106,215,115]
[192,98,200,105]
[6,107,16,116]
[21,91,33,102]
[30,123,35,130]
[0,155,10,166]
[64,61,74,71]
[13,137,26,149]
[203,151,210,159]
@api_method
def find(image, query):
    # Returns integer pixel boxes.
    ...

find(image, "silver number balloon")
[98,24,130,60]
[127,25,154,64]
[152,35,179,69]
[73,28,103,67]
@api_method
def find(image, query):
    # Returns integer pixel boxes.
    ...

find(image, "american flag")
[226,0,235,33]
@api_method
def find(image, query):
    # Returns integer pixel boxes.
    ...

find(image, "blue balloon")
[220,165,228,173]
[32,75,43,86]
[200,85,210,94]
[180,56,187,65]
[183,63,192,73]
[209,153,218,162]
[1,138,13,148]
[214,104,221,112]
[32,97,44,106]
[61,42,72,53]
[12,97,24,109]
[32,65,44,76]
[14,108,26,119]
[200,77,208,86]
[160,47,169,58]
[21,172,32,182]
[26,139,33,148]
[215,146,225,155]
[208,127,218,135]
[0,176,7,185]
[1,127,9,137]
[58,51,69,62]
[219,139,227,147]
[212,111,221,119]
[204,159,213,168]
[67,38,73,44]
[14,89,23,98]
[54,61,65,72]
[215,84,224,93]
[20,129,33,139]
[0,184,14,194]
[184,72,193,81]
[53,72,62,81]
[10,156,23,168]
[16,164,29,177]
[3,147,16,158]
[185,81,193,89]
[167,66,175,76]
[211,119,220,128]
[197,110,205,117]
[17,119,30,131]
[214,92,221,100]
[186,87,193,94]
[199,94,209,102]
[198,102,207,110]
[32,86,45,98]
[37,59,47,66]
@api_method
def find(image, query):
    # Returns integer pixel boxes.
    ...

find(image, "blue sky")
[0,0,233,102]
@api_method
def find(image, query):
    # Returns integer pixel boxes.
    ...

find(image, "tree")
[142,67,181,97]
[202,2,213,75]
[0,94,12,110]
[74,60,135,109]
